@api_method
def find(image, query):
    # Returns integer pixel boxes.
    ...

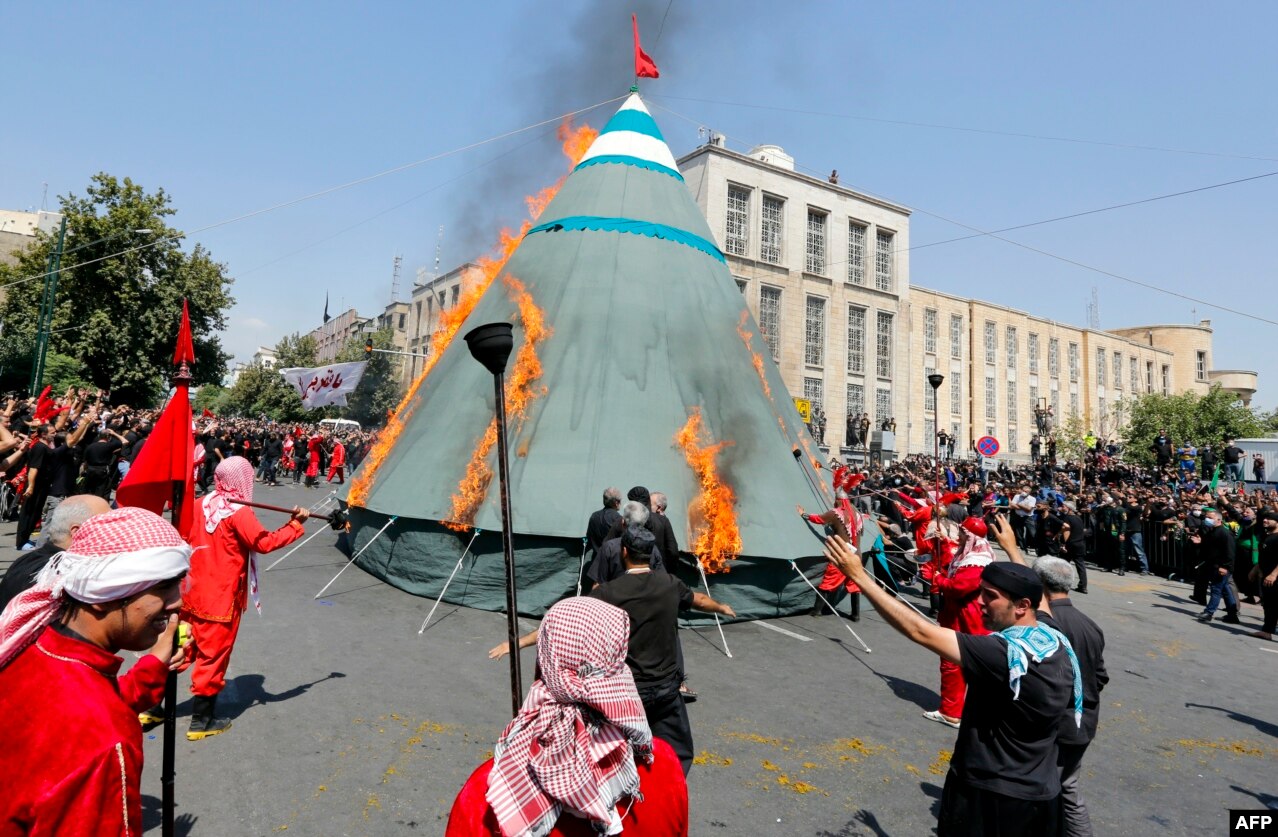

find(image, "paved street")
[5,482,1275,835]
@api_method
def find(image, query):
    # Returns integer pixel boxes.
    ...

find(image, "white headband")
[36,545,193,604]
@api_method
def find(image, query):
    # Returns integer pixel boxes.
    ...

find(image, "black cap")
[627,486,651,508]
[982,561,1044,608]
[621,524,656,555]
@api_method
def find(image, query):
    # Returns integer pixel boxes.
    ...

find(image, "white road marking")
[1258,646,1278,654]
[755,620,813,641]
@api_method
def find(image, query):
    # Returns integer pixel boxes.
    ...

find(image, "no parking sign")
[976,435,1000,457]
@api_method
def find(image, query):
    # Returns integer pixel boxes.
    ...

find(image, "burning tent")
[344,93,838,619]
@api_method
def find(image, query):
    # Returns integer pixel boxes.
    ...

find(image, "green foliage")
[335,327,398,427]
[0,174,234,403]
[223,332,320,421]
[192,384,232,416]
[1119,385,1264,466]
[41,353,94,394]
[1056,412,1090,465]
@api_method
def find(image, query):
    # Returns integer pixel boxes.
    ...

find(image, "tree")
[0,174,234,403]
[224,333,320,422]
[192,384,233,416]
[335,327,398,427]
[1119,385,1264,466]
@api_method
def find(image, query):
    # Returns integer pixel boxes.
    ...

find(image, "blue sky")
[3,2,1275,406]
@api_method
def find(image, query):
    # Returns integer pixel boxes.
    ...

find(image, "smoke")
[448,0,704,260]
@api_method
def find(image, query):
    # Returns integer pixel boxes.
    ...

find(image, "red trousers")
[185,610,243,697]
[817,561,861,593]
[939,658,966,718]
[326,465,344,483]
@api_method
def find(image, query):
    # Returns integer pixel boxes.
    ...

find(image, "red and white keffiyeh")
[203,456,255,533]
[487,597,653,837]
[0,507,191,668]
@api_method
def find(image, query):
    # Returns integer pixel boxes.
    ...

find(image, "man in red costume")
[924,516,995,728]
[798,466,866,621]
[183,456,308,739]
[326,436,346,484]
[304,433,322,488]
[0,507,192,834]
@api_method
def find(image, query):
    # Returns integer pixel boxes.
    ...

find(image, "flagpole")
[162,356,192,837]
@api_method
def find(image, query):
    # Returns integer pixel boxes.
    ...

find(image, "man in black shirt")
[1221,439,1245,484]
[1193,509,1240,623]
[1034,558,1108,837]
[584,486,622,559]
[1058,503,1089,594]
[1120,495,1149,575]
[1250,513,1278,640]
[262,433,284,486]
[825,537,1076,836]
[15,425,55,549]
[81,430,124,499]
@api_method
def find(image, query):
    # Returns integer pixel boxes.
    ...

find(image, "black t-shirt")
[1259,533,1278,577]
[589,571,693,688]
[47,445,78,497]
[0,540,62,611]
[1123,504,1144,533]
[1223,446,1244,464]
[954,631,1074,800]
[82,438,123,468]
[1060,512,1086,554]
[25,443,53,492]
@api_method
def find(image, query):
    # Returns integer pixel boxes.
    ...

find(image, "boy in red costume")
[326,436,346,484]
[0,507,192,834]
[798,466,866,621]
[923,516,994,728]
[182,456,308,739]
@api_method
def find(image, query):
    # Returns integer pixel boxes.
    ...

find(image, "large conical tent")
[344,93,836,618]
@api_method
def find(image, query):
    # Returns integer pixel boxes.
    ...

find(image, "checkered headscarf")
[486,597,652,837]
[0,507,191,668]
[203,456,255,533]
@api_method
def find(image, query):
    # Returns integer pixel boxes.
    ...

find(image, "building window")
[1130,356,1140,393]
[875,230,894,291]
[1196,351,1207,380]
[846,306,865,374]
[985,376,997,420]
[760,195,784,264]
[1005,326,1018,368]
[847,222,866,285]
[1028,333,1040,373]
[950,314,963,359]
[1070,391,1079,416]
[724,185,750,257]
[924,309,938,354]
[1162,365,1171,395]
[1112,351,1122,389]
[875,387,892,422]
[1008,428,1018,453]
[1048,338,1060,377]
[846,383,864,417]
[1068,342,1079,383]
[805,210,827,274]
[984,321,997,365]
[804,295,826,366]
[759,286,782,361]
[1146,361,1154,392]
[924,417,935,444]
[925,365,937,412]
[875,311,894,378]
[804,376,824,410]
[1029,384,1039,412]
[451,286,460,307]
[1098,396,1106,425]
[1007,382,1017,417]
[1051,388,1060,415]
[950,373,962,415]
[1096,348,1106,387]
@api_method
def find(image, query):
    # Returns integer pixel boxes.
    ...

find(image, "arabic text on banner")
[278,361,369,408]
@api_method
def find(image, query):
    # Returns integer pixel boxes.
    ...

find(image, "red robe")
[0,628,168,835]
[305,436,322,478]
[931,560,991,719]
[182,505,304,695]
[806,500,862,593]
[445,738,688,836]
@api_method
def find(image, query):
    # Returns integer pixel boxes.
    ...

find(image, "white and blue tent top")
[573,93,682,181]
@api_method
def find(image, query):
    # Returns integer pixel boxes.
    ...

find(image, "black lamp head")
[927,372,945,390]
[464,322,515,375]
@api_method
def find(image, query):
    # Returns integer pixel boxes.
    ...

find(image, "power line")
[648,100,1278,328]
[3,95,626,292]
[652,94,1278,163]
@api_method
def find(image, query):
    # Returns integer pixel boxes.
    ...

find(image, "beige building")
[401,263,475,387]
[677,140,1257,461]
[310,308,370,364]
[679,142,912,453]
[0,210,61,267]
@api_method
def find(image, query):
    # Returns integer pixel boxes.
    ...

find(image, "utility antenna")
[433,225,444,279]
[40,182,48,212]
[390,254,402,302]
[1086,286,1100,329]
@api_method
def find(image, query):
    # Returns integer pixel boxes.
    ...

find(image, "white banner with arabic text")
[279,361,368,408]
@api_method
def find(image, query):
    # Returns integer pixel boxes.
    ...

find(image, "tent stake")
[264,524,330,572]
[418,529,482,634]
[697,559,732,658]
[790,561,871,653]
[575,538,588,596]
[314,516,397,599]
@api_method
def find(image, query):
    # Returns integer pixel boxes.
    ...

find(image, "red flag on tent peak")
[632,13,660,79]
[173,299,195,366]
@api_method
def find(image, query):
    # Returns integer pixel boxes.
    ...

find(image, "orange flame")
[347,119,596,508]
[674,408,742,574]
[445,275,553,530]
[736,311,771,400]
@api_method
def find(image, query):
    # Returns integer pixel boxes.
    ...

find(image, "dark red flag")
[173,299,195,366]
[201,408,214,418]
[632,13,660,79]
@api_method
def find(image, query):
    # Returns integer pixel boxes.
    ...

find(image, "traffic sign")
[976,435,1000,457]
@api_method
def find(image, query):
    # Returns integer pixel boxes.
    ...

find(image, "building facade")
[401,263,475,388]
[678,142,1257,461]
[309,308,369,364]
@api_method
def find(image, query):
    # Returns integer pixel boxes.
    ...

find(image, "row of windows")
[756,286,898,380]
[801,379,895,423]
[726,184,896,290]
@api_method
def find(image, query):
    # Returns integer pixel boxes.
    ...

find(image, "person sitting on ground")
[450,597,688,836]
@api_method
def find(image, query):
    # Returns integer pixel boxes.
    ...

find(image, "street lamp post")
[463,321,522,716]
[928,373,945,505]
[29,225,154,394]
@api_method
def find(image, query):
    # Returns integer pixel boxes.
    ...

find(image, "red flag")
[173,299,195,366]
[632,13,660,79]
[201,408,214,418]
[116,388,195,540]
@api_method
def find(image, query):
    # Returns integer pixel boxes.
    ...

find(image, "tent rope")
[315,516,398,599]
[418,529,483,635]
[696,559,732,659]
[789,560,872,653]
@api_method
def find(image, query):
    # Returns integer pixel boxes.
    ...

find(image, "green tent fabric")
[345,94,836,619]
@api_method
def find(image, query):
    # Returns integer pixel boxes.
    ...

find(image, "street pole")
[30,216,67,395]
[928,373,945,506]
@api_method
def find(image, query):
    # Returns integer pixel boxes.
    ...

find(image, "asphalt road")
[4,481,1275,835]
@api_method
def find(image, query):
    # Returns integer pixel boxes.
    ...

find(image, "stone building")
[677,141,1257,461]
[401,263,475,387]
[309,307,369,364]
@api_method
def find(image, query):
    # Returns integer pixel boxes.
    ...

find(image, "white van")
[319,418,361,434]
